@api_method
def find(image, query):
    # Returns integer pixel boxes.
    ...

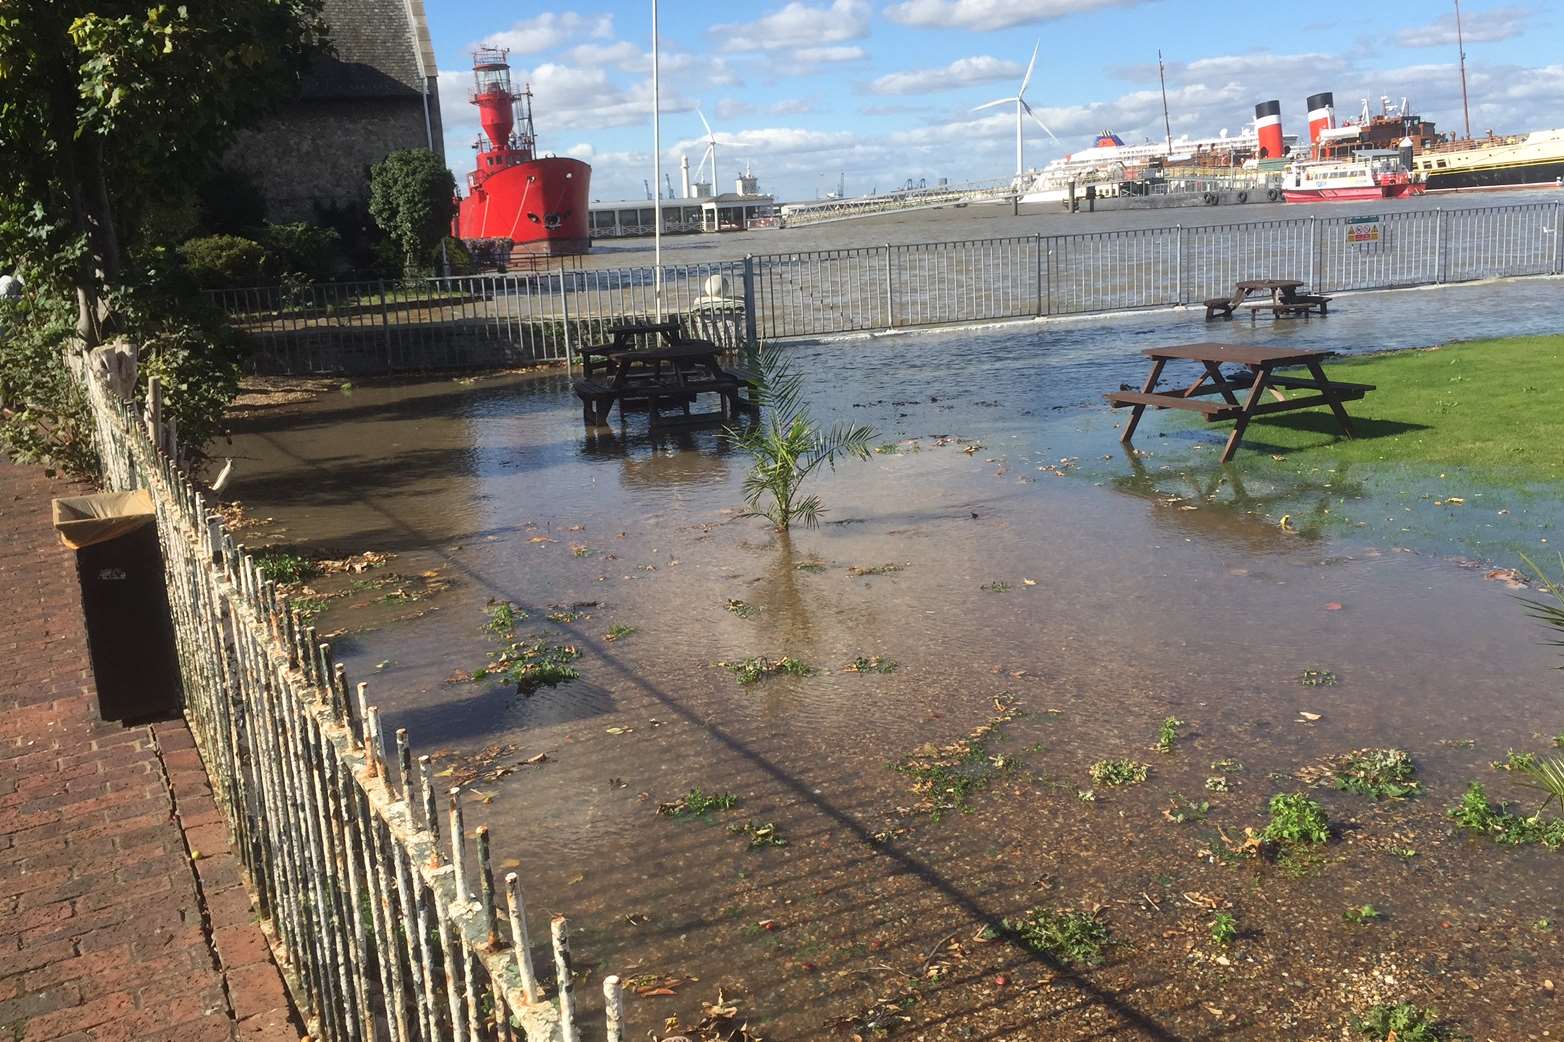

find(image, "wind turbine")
[972,41,1058,178]
[694,108,736,195]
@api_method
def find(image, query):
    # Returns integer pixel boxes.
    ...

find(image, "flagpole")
[651,0,664,318]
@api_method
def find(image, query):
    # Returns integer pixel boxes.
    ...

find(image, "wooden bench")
[1105,389,1239,419]
[1244,301,1317,321]
[575,373,750,427]
[1203,289,1247,320]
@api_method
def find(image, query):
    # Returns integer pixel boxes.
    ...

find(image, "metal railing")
[75,358,635,1042]
[211,200,1564,375]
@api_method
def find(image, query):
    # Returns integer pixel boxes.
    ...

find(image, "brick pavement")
[0,460,303,1042]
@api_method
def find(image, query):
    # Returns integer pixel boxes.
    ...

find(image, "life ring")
[1266,187,1281,202]
[1236,191,1249,204]
[1203,192,1218,206]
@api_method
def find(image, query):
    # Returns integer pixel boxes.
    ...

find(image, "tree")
[0,1,328,343]
[368,149,457,274]
[724,343,876,531]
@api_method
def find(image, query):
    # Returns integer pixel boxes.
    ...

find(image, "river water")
[223,272,1564,1041]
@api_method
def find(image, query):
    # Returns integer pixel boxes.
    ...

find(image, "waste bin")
[51,491,182,722]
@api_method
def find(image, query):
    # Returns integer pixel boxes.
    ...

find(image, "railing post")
[742,255,759,353]
[882,243,894,329]
[1554,201,1562,275]
[1033,234,1044,316]
[1435,208,1445,284]
[1174,225,1185,306]
[1308,215,1319,291]
[378,280,392,372]
[559,271,575,371]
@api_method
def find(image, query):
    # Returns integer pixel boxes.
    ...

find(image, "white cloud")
[563,41,645,70]
[481,12,614,54]
[883,0,1152,32]
[770,98,815,115]
[1397,5,1530,47]
[715,98,755,119]
[867,55,1024,96]
[713,0,871,52]
[794,45,868,63]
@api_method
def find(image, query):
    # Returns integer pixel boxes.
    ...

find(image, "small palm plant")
[1518,554,1564,815]
[723,343,875,531]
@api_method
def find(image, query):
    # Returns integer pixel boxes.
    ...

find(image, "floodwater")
[224,279,1564,1041]
[584,187,1564,268]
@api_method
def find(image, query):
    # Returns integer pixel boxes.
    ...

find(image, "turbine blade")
[697,107,714,138]
[1022,100,1060,144]
[972,97,1016,112]
[1019,41,1039,96]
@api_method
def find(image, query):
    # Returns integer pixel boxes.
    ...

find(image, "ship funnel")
[1254,100,1284,159]
[472,48,515,152]
[1306,91,1335,145]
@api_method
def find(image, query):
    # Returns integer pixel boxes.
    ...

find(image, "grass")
[1155,716,1184,753]
[728,820,787,849]
[844,655,898,674]
[1002,908,1110,967]
[291,595,330,622]
[604,624,636,642]
[1353,1002,1459,1041]
[657,787,739,820]
[1165,337,1564,486]
[722,656,815,685]
[1262,793,1330,846]
[1209,912,1236,947]
[896,698,1020,821]
[1303,748,1420,800]
[1449,781,1564,849]
[1343,904,1383,925]
[471,640,581,692]
[485,601,524,637]
[1088,759,1148,787]
[253,548,317,585]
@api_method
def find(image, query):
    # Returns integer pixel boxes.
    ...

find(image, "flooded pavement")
[223,280,1564,1041]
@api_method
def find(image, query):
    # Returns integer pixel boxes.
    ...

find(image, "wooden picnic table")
[1204,279,1332,320]
[1105,342,1374,463]
[580,320,685,377]
[574,341,754,427]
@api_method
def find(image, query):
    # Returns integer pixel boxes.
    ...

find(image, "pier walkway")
[0,460,299,1042]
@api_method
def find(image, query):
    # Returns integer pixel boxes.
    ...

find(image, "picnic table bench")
[1204,279,1331,320]
[1105,342,1374,463]
[579,320,686,377]
[574,341,758,428]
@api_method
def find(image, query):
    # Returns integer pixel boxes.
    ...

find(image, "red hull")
[457,156,591,255]
[1283,182,1424,203]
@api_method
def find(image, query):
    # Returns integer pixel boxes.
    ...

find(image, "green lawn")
[1190,336,1564,486]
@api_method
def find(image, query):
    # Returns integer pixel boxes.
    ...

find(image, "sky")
[422,0,1563,204]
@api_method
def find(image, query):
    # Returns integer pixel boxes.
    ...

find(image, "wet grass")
[1343,904,1383,925]
[1301,748,1421,800]
[253,548,317,585]
[895,697,1020,821]
[1164,796,1210,824]
[470,639,581,692]
[1155,716,1184,753]
[1001,907,1111,967]
[1299,668,1337,687]
[657,787,739,820]
[847,563,903,577]
[604,624,636,642]
[1448,781,1564,849]
[1262,793,1331,846]
[725,598,762,619]
[844,655,898,674]
[722,656,815,685]
[484,601,524,637]
[728,820,787,849]
[1088,758,1148,787]
[1353,1002,1460,1041]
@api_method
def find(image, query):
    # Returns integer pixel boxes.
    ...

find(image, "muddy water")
[225,283,1564,1041]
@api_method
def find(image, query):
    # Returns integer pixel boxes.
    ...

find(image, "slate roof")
[302,0,438,100]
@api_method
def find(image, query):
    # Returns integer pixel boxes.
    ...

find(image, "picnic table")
[1105,342,1374,463]
[580,320,685,377]
[1204,279,1332,320]
[573,341,755,427]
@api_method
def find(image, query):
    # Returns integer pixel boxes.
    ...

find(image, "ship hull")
[1422,158,1564,193]
[1283,183,1423,203]
[457,156,592,255]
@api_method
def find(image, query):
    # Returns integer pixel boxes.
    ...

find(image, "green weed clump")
[1353,1002,1457,1041]
[657,787,739,820]
[1262,793,1330,846]
[847,563,903,577]
[1299,668,1337,687]
[254,549,317,585]
[722,656,815,685]
[484,601,525,637]
[1208,912,1236,946]
[1322,748,1421,800]
[1155,716,1184,753]
[729,820,787,849]
[1002,908,1110,967]
[1164,796,1210,824]
[471,640,581,692]
[1089,759,1148,787]
[1343,904,1382,925]
[724,598,761,619]
[1448,781,1564,849]
[895,697,1020,821]
[605,624,636,642]
[845,655,897,674]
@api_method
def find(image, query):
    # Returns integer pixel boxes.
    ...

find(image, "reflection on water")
[224,279,1564,1041]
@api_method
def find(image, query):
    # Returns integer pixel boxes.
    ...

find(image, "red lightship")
[455,48,591,256]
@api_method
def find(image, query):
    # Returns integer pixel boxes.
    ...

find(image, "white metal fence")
[76,359,635,1042]
[211,200,1564,375]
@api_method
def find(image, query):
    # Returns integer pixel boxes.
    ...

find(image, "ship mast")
[1454,0,1472,139]
[1157,50,1173,152]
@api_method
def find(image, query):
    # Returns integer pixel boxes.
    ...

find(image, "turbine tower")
[972,41,1058,178]
[694,108,735,196]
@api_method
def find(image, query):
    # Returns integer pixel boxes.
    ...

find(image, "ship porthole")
[527,213,541,223]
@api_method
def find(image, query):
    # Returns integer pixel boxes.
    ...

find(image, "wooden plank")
[1241,389,1367,417]
[1106,390,1237,417]
[1141,343,1333,366]
[1267,375,1376,393]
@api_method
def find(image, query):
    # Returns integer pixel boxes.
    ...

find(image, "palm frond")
[1515,754,1564,816]
[1518,553,1564,659]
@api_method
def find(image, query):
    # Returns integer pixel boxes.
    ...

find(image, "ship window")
[527,213,540,224]
[1436,160,1447,168]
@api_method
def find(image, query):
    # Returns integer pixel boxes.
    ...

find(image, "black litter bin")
[52,491,183,722]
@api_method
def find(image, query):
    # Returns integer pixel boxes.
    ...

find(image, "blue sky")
[423,1,1560,203]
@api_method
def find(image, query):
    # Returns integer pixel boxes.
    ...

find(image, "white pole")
[1015,101,1024,178]
[651,0,664,317]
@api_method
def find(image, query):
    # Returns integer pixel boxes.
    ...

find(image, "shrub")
[179,234,270,290]
[258,223,341,281]
[0,292,98,478]
[1002,908,1110,966]
[368,149,457,273]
